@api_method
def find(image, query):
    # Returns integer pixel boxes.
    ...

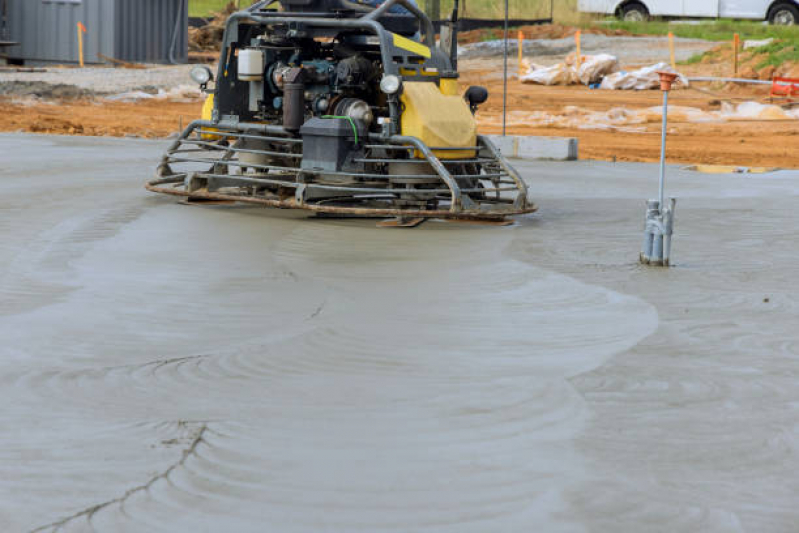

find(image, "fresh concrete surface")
[1,134,798,532]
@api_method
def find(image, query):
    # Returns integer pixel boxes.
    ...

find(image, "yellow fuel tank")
[400,81,477,159]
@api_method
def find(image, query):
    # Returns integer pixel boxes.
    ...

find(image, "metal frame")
[148,0,536,222]
[148,120,535,220]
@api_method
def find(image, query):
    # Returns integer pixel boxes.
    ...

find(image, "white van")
[578,0,799,25]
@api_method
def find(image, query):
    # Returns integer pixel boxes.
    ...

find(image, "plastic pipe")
[688,76,771,85]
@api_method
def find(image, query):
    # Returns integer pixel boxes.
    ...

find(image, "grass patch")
[752,40,799,68]
[681,50,713,65]
[594,18,798,42]
[189,0,243,18]
[189,0,580,20]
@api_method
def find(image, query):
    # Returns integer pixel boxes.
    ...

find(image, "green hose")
[321,115,359,145]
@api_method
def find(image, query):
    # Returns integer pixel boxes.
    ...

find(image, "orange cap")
[656,71,679,91]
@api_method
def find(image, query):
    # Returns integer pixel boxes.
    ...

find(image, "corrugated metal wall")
[5,0,186,64]
[6,0,114,64]
[115,0,187,64]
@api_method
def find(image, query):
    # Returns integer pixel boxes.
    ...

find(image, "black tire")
[769,2,799,25]
[620,3,650,22]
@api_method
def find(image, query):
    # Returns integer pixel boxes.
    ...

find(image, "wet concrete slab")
[1,134,798,532]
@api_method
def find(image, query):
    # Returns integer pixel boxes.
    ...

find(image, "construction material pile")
[521,53,619,86]
[189,2,239,52]
[600,63,688,90]
[521,53,688,90]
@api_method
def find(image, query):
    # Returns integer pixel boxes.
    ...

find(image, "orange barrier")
[770,77,799,101]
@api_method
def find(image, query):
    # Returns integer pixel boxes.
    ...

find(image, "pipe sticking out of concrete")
[641,72,679,267]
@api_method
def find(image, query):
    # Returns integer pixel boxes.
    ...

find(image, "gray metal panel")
[5,0,114,64]
[114,0,187,64]
[4,0,186,64]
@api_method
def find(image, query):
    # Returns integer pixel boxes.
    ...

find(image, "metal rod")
[659,90,668,209]
[502,0,509,137]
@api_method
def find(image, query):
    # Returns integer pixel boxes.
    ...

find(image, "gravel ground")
[0,64,197,96]
[459,34,719,65]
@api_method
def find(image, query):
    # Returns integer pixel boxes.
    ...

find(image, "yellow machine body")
[201,94,220,140]
[400,81,477,159]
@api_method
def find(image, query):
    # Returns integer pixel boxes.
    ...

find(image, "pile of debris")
[189,1,239,52]
[521,53,689,91]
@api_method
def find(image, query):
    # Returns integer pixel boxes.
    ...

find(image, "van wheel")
[620,3,650,22]
[769,3,799,25]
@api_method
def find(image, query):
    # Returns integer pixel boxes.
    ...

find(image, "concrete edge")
[487,135,578,162]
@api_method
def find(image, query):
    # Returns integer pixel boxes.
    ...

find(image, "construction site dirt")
[1,75,792,168]
[2,27,791,168]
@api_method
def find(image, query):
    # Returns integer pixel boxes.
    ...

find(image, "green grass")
[416,0,571,20]
[595,18,798,42]
[749,39,799,68]
[189,0,241,18]
[189,0,580,21]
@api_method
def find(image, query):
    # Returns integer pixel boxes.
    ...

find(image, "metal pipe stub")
[640,198,677,267]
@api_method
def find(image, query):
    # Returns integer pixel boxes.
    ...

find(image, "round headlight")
[380,74,401,95]
[190,65,213,85]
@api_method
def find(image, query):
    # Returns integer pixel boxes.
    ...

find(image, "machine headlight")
[190,65,214,85]
[380,74,401,95]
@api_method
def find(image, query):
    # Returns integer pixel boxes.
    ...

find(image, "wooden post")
[734,33,740,75]
[668,32,676,70]
[517,29,524,79]
[77,22,87,68]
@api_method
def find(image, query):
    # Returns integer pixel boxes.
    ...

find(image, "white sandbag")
[521,54,618,86]
[520,62,578,86]
[744,38,774,50]
[600,63,689,91]
[576,53,620,85]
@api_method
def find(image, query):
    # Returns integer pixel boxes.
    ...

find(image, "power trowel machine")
[147,0,536,225]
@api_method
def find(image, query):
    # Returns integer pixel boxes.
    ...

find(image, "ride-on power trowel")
[147,0,536,225]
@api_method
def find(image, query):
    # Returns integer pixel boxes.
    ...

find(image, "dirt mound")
[0,81,97,99]
[458,24,629,46]
[693,41,799,81]
[0,98,201,137]
[189,1,238,52]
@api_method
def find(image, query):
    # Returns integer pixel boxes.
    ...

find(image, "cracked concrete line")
[307,299,326,320]
[29,424,208,533]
